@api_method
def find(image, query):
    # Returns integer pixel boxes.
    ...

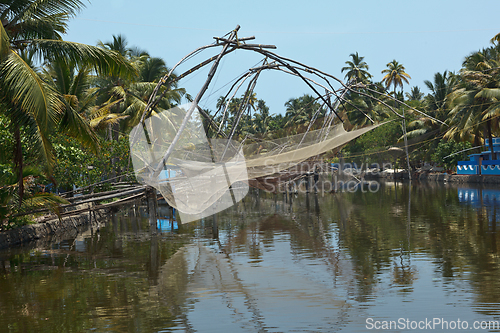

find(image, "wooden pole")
[212,212,218,239]
[151,26,241,178]
[402,108,412,180]
[147,187,158,232]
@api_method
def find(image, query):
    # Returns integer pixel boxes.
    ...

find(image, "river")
[1,181,500,332]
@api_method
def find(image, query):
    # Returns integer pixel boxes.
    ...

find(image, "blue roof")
[468,150,500,158]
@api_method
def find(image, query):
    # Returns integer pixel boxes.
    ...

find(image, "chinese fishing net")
[130,103,383,222]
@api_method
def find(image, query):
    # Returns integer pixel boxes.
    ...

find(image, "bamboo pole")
[11,186,146,219]
[151,26,241,179]
[223,72,261,157]
[402,108,412,180]
[216,72,253,136]
[65,186,142,203]
[63,186,146,208]
[240,45,343,121]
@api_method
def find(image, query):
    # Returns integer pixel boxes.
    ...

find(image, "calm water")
[2,181,500,332]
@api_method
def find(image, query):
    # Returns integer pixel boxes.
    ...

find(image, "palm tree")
[404,72,455,141]
[227,97,242,117]
[243,91,257,117]
[445,73,488,148]
[445,49,500,156]
[341,52,372,83]
[381,60,412,175]
[491,32,500,45]
[251,99,271,135]
[0,0,131,208]
[93,35,186,137]
[284,94,324,130]
[43,59,99,151]
[98,34,132,58]
[405,86,424,102]
[381,60,411,106]
[424,71,455,115]
[0,165,69,229]
[284,96,310,125]
[342,91,390,128]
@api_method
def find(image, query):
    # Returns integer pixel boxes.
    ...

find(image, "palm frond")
[70,64,93,97]
[77,87,99,115]
[90,98,124,119]
[0,50,63,131]
[9,13,69,41]
[0,20,9,59]
[476,88,500,100]
[90,113,129,131]
[20,192,68,219]
[28,39,136,77]
[7,0,85,31]
[59,103,100,153]
[482,104,500,120]
[0,50,64,168]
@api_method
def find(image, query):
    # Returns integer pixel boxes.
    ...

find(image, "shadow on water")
[2,181,500,331]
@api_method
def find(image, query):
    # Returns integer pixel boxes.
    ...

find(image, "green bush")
[431,139,472,171]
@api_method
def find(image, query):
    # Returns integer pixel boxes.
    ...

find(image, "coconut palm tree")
[98,34,132,58]
[405,86,424,102]
[445,49,500,156]
[251,99,272,135]
[0,0,132,208]
[342,91,391,128]
[341,52,372,83]
[43,58,100,151]
[284,96,311,125]
[93,35,186,137]
[284,94,325,130]
[424,71,456,115]
[381,60,411,106]
[404,72,455,141]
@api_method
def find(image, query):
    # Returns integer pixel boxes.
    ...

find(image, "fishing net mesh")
[130,103,382,222]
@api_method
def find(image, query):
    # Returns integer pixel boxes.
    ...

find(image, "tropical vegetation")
[0,1,179,229]
[2,0,500,229]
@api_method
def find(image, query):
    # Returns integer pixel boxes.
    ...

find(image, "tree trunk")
[487,119,495,160]
[108,121,120,182]
[14,126,24,209]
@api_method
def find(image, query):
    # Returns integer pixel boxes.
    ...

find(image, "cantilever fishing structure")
[130,25,444,221]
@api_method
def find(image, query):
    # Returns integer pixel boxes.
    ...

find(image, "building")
[457,138,500,175]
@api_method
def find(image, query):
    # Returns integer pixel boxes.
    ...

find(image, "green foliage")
[52,135,135,191]
[0,0,137,215]
[342,120,402,164]
[0,115,13,164]
[0,164,69,230]
[431,139,472,170]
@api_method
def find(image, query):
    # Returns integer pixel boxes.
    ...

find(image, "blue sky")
[65,0,500,115]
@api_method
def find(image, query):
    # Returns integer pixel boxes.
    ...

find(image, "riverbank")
[368,171,500,184]
[0,205,109,250]
[418,173,500,183]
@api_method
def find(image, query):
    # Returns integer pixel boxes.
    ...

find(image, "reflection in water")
[2,182,500,331]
